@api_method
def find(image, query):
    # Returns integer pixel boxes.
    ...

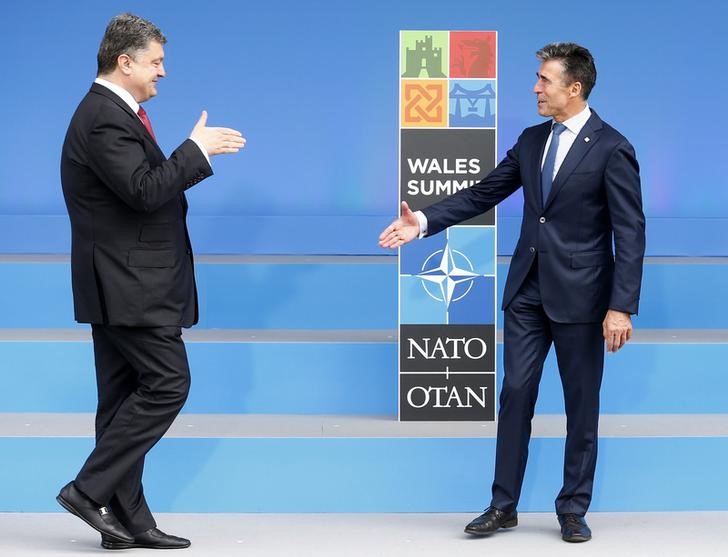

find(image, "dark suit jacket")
[423,110,645,323]
[61,83,212,327]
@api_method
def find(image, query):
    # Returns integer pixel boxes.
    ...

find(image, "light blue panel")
[593,438,728,512]
[4,216,728,256]
[0,262,398,329]
[400,277,446,324]
[0,215,396,255]
[3,342,728,415]
[185,343,397,414]
[0,342,398,415]
[599,345,728,414]
[399,232,446,275]
[500,344,728,415]
[0,342,97,412]
[2,437,727,512]
[2,259,726,328]
[194,263,397,329]
[447,227,496,275]
[0,263,79,328]
[0,215,71,253]
[448,276,495,325]
[636,263,728,328]
[186,216,394,256]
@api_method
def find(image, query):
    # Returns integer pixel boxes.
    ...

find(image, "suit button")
[529,247,535,253]
[539,217,546,223]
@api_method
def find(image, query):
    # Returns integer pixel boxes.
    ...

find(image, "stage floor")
[1,512,726,556]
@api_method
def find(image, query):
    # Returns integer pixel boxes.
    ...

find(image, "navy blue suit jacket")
[422,110,645,323]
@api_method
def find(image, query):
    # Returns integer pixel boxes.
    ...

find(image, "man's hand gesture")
[191,111,246,156]
[378,201,420,249]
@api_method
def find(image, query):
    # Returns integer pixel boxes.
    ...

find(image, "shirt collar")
[557,104,591,135]
[94,77,140,114]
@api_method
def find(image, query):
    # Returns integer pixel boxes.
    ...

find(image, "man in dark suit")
[57,13,245,549]
[380,43,645,542]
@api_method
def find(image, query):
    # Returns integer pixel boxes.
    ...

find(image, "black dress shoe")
[56,482,134,543]
[558,513,592,542]
[464,506,518,536]
[101,528,191,550]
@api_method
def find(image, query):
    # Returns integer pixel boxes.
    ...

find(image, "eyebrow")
[536,72,552,83]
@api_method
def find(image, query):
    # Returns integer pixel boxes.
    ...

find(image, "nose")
[533,80,542,94]
[158,63,166,78]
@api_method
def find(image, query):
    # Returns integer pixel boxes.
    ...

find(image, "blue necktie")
[541,122,567,204]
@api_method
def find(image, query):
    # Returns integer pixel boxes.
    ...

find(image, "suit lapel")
[89,83,165,158]
[543,112,603,210]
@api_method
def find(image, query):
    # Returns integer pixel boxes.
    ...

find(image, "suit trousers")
[490,262,604,516]
[74,324,191,534]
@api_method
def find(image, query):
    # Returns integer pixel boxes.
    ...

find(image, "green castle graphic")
[402,35,446,78]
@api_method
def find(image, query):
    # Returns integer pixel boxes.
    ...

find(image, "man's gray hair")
[97,13,166,76]
[536,42,597,100]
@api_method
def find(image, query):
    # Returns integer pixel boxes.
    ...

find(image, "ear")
[117,53,133,76]
[570,80,583,98]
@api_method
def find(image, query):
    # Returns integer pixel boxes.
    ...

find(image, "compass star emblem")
[417,244,479,307]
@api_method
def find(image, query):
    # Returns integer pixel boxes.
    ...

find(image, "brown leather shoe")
[464,506,518,536]
[101,527,191,550]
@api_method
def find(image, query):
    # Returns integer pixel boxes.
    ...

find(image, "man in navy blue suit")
[380,43,645,542]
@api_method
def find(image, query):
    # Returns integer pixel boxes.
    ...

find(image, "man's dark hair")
[97,13,167,76]
[536,42,597,100]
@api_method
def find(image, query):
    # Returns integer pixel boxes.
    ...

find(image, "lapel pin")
[584,137,590,142]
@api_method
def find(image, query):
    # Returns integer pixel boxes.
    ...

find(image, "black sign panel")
[400,324,496,420]
[400,129,496,225]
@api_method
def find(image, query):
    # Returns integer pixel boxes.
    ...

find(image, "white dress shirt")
[540,104,591,179]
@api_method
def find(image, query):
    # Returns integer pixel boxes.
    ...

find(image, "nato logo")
[400,226,495,325]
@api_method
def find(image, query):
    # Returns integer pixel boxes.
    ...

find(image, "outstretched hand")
[190,111,246,155]
[378,201,420,249]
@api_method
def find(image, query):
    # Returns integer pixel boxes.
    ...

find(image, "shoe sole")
[101,541,191,550]
[56,494,133,544]
[464,519,518,536]
[562,534,591,543]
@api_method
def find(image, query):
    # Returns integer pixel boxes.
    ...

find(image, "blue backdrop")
[1,0,726,254]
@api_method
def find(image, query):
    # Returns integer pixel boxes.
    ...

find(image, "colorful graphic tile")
[449,79,496,128]
[449,31,496,78]
[401,80,448,128]
[401,31,449,78]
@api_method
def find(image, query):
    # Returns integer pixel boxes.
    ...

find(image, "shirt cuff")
[189,136,211,166]
[415,210,428,238]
